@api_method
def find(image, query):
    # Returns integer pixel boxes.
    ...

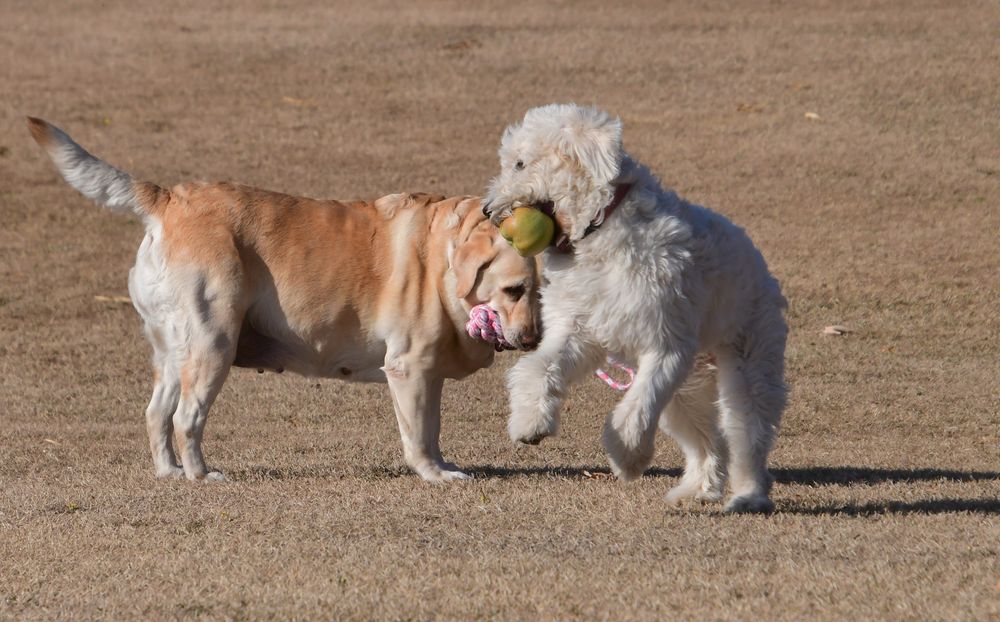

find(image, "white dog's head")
[482,104,624,243]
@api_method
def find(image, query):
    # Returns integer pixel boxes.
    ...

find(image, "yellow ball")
[499,207,555,257]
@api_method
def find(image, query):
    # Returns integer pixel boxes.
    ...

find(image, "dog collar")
[552,183,632,253]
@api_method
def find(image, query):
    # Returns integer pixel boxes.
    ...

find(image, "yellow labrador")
[28,118,541,483]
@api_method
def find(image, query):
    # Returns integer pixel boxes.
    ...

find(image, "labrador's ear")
[451,230,499,300]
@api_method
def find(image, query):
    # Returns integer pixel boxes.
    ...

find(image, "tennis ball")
[499,207,555,257]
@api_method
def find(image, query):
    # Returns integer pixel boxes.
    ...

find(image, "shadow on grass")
[467,465,1000,515]
[782,498,1000,516]
[467,465,680,479]
[772,466,1000,486]
[230,464,1000,515]
[466,464,1000,486]
[229,464,999,515]
[228,464,412,481]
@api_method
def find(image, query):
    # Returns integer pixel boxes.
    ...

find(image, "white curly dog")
[483,104,788,513]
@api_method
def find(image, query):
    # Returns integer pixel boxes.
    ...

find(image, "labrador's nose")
[520,334,539,351]
[481,199,492,218]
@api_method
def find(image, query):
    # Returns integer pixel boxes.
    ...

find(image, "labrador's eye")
[503,285,526,300]
[514,160,525,171]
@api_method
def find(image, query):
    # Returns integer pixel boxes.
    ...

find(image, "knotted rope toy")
[466,304,516,352]
[465,304,636,390]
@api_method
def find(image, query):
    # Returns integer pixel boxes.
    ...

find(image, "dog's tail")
[26,117,167,218]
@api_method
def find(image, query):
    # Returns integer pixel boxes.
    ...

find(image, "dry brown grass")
[2,1,999,619]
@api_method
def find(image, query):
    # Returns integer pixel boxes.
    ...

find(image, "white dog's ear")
[500,123,517,148]
[558,109,623,187]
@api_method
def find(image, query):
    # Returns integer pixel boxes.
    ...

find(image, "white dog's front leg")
[603,349,696,481]
[386,369,469,483]
[507,327,603,444]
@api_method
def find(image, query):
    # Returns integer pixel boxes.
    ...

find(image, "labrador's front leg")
[387,371,469,482]
[507,323,603,445]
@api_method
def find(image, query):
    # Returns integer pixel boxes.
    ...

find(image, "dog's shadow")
[465,464,1000,516]
[230,463,1000,516]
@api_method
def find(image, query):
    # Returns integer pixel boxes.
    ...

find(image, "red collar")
[553,183,632,253]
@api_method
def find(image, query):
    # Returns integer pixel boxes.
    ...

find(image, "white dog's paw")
[155,465,185,479]
[606,443,653,481]
[695,488,725,503]
[665,484,694,507]
[666,470,726,506]
[507,413,556,445]
[603,430,653,482]
[665,482,702,506]
[665,483,725,507]
[416,463,472,483]
[608,456,649,482]
[723,494,774,514]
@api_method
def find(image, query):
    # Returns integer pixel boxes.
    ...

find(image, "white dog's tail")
[27,117,166,218]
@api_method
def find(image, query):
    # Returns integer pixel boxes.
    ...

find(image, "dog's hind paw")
[666,475,726,507]
[723,494,774,514]
[188,470,227,483]
[666,484,724,507]
[155,465,185,479]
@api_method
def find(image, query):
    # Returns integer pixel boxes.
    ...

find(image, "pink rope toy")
[466,304,516,352]
[465,304,635,390]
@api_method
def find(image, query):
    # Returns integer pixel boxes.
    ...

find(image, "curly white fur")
[484,104,788,513]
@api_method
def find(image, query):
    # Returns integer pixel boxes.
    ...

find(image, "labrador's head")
[451,217,542,350]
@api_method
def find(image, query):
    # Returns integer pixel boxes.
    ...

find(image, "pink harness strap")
[594,358,635,391]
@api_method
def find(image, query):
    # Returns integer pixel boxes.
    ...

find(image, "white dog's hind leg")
[387,369,469,483]
[507,328,603,445]
[715,340,786,514]
[603,348,695,481]
[661,365,727,505]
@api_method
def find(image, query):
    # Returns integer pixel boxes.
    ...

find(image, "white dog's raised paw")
[723,494,775,514]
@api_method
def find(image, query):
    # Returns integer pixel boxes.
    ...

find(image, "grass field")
[2,1,999,619]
